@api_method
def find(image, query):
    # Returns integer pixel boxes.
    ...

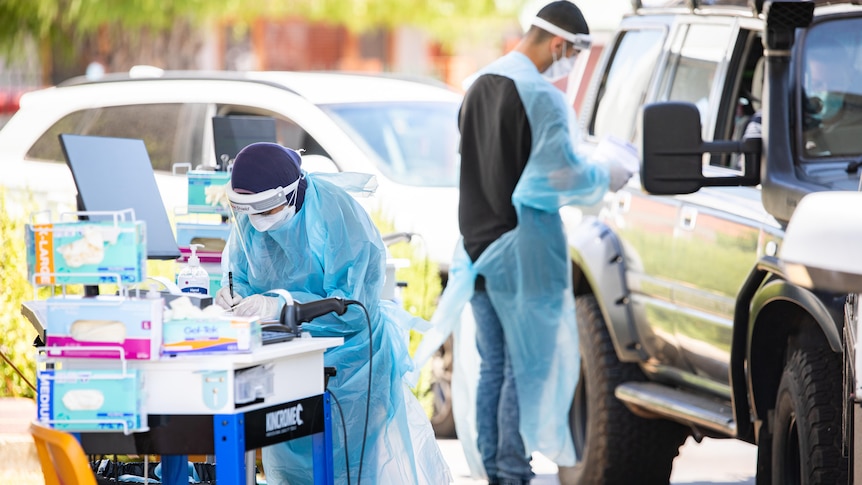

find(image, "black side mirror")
[641,102,708,195]
[641,102,761,195]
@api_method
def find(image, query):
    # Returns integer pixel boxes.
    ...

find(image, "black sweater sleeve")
[458,74,532,263]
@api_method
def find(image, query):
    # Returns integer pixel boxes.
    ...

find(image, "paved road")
[439,436,757,485]
[4,397,757,484]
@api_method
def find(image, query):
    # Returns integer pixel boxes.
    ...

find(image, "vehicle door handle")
[679,206,698,230]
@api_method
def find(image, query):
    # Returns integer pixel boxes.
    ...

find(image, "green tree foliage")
[0,187,38,398]
[0,0,520,61]
[371,211,442,322]
[371,212,443,414]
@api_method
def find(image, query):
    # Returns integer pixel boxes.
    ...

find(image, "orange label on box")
[33,224,55,285]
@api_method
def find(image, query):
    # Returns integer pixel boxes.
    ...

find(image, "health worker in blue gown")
[412,2,634,484]
[215,142,451,485]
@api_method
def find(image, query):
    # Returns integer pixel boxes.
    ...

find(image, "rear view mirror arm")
[649,138,762,188]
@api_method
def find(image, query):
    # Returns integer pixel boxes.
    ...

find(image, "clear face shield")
[225,175,303,278]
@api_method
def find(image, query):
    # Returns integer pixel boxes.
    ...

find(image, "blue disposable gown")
[413,51,610,468]
[225,173,451,484]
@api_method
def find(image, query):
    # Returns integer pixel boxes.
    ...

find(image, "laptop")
[59,134,181,260]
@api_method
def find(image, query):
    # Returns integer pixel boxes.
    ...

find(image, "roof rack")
[630,0,748,10]
[631,0,860,15]
[56,70,302,97]
[57,68,453,94]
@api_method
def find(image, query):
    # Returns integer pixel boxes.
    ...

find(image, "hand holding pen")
[215,271,242,310]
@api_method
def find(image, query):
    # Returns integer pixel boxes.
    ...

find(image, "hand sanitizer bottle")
[177,243,209,294]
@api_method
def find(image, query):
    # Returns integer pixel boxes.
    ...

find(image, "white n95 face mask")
[248,181,300,232]
[249,205,295,232]
[542,46,577,83]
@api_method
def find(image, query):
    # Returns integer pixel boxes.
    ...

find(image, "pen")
[229,271,234,298]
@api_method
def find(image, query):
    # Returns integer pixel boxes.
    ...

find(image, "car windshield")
[322,101,460,187]
[800,17,862,159]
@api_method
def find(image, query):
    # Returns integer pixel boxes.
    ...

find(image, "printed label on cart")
[244,395,324,449]
[265,403,304,436]
[34,224,55,285]
[37,370,55,422]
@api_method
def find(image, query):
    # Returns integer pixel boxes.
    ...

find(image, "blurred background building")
[0,0,632,127]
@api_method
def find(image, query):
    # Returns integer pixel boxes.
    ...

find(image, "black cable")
[344,299,371,485]
[328,390,352,485]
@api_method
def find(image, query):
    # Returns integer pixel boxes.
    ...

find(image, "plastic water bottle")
[177,243,209,294]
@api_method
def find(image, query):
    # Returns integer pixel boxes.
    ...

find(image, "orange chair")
[29,421,97,485]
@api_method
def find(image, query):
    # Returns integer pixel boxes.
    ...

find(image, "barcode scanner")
[279,297,350,336]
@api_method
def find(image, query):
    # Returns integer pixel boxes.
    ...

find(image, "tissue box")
[162,315,261,356]
[37,368,144,432]
[45,296,163,360]
[26,220,146,285]
[188,170,231,214]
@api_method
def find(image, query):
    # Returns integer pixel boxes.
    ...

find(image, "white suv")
[0,69,462,271]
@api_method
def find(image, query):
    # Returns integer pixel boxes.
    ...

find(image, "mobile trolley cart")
[25,206,341,483]
[48,336,342,485]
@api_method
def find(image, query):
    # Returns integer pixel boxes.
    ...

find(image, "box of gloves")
[37,367,145,432]
[26,220,146,285]
[187,170,231,214]
[44,296,163,360]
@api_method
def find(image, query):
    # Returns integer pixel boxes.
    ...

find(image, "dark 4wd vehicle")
[563,1,862,483]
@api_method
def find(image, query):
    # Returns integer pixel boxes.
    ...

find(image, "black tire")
[559,295,689,485]
[430,336,457,438]
[771,344,847,485]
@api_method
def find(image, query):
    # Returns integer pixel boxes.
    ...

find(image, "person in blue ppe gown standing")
[415,3,634,485]
[214,142,452,484]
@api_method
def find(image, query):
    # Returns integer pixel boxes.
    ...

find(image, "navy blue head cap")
[231,142,307,211]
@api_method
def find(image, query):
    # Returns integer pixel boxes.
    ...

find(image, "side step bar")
[615,381,736,436]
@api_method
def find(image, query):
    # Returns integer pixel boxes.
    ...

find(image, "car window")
[800,17,862,159]
[273,117,331,161]
[26,103,208,172]
[721,30,763,170]
[658,23,732,129]
[216,107,329,162]
[589,28,665,144]
[322,101,460,187]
